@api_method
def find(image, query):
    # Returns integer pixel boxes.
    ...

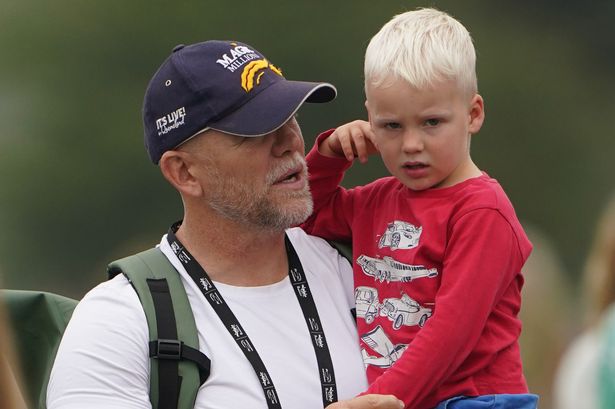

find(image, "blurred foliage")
[0,0,615,286]
[2,1,614,407]
[2,0,614,295]
[520,226,578,409]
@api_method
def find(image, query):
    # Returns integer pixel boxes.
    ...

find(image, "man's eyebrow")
[232,135,249,147]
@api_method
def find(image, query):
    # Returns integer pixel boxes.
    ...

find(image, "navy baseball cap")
[143,40,337,164]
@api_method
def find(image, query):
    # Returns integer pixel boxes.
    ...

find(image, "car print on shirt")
[380,294,433,330]
[360,325,408,368]
[378,221,422,250]
[356,255,439,283]
[355,286,380,324]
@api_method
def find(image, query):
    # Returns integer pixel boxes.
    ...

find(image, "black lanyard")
[166,223,338,408]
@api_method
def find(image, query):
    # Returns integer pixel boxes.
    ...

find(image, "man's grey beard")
[206,155,313,230]
[209,186,313,230]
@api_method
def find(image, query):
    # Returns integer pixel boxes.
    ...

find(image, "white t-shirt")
[47,228,368,409]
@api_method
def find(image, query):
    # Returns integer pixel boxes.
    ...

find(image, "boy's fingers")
[328,120,375,162]
[365,128,377,144]
[339,133,356,162]
[356,121,378,157]
[352,132,369,164]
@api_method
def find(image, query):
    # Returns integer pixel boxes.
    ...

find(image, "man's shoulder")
[286,227,338,253]
[286,227,354,306]
[286,227,351,267]
[78,273,143,313]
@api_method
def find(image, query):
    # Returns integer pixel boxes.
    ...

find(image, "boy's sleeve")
[301,129,356,241]
[363,208,528,408]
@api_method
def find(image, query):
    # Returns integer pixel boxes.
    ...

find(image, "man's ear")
[468,94,485,134]
[159,150,204,197]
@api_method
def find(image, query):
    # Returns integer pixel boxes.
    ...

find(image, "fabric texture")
[47,228,367,409]
[434,393,538,409]
[302,130,532,409]
[1,290,77,409]
[142,40,336,164]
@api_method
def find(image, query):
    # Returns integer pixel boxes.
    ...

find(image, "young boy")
[302,8,538,409]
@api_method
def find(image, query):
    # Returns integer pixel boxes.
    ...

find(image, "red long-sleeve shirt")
[302,131,532,409]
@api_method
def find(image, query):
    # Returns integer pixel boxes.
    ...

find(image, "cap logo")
[240,59,283,92]
[215,43,284,93]
[216,44,260,72]
[156,106,186,136]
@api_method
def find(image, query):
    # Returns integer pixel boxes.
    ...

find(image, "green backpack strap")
[0,290,78,409]
[108,247,210,409]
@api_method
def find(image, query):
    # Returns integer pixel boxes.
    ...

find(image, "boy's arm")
[363,209,529,408]
[301,121,376,241]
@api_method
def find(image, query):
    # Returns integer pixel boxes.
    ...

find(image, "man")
[47,40,402,409]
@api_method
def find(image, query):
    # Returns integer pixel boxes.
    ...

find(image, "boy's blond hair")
[364,8,477,97]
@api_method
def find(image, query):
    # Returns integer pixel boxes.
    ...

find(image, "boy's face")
[365,78,484,191]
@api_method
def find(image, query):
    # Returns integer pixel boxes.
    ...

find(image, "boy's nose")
[401,130,424,153]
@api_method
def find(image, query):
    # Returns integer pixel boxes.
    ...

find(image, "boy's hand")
[325,394,404,409]
[320,120,377,163]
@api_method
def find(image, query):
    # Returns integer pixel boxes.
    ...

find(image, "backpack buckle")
[151,339,182,360]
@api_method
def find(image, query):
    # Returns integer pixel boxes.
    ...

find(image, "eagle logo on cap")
[241,59,283,92]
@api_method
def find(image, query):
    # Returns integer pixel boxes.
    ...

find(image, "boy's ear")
[468,94,485,134]
[364,99,372,122]
[159,150,204,198]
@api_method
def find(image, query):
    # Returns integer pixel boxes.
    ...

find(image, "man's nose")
[272,119,304,156]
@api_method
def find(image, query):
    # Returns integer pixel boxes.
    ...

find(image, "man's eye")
[424,118,440,127]
[385,122,401,129]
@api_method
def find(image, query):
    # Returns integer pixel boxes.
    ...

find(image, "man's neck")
[174,213,289,287]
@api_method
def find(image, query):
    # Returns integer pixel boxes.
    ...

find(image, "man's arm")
[47,277,151,409]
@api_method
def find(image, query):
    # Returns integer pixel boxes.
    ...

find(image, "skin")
[178,119,312,232]
[159,117,403,409]
[159,118,310,287]
[321,78,485,192]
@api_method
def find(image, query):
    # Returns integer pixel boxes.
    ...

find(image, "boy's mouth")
[403,161,428,170]
[402,161,429,179]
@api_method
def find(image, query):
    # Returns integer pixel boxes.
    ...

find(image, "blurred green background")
[1,0,614,407]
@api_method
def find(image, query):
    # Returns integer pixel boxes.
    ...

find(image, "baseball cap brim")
[206,80,337,137]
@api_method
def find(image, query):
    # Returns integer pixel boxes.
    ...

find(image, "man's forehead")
[178,115,302,152]
[178,128,250,151]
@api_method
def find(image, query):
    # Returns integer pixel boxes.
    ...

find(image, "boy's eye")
[424,118,440,127]
[385,122,402,130]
